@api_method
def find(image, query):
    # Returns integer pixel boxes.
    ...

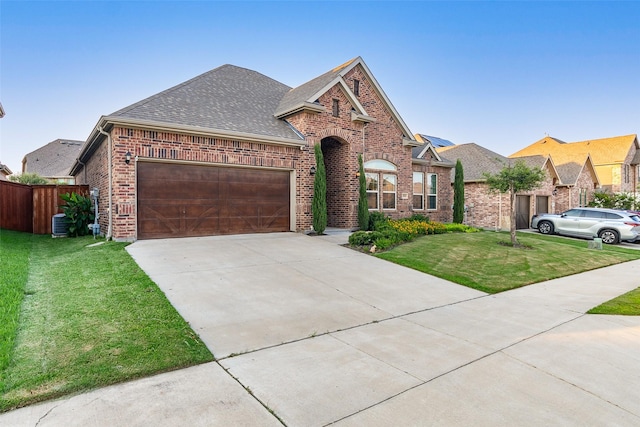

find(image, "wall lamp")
[310,166,316,176]
[125,151,132,164]
[552,188,558,196]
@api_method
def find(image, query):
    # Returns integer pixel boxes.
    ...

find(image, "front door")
[516,195,530,229]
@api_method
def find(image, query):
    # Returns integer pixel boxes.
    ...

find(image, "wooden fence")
[0,181,89,234]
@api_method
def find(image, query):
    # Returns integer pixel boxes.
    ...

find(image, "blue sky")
[1,1,638,173]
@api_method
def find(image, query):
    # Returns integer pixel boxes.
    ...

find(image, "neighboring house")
[510,135,638,194]
[411,142,455,223]
[70,57,447,241]
[510,151,600,214]
[0,163,12,180]
[22,139,84,184]
[436,143,562,230]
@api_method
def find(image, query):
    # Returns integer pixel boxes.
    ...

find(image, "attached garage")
[137,162,291,239]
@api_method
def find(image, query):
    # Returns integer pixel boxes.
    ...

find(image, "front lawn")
[589,287,640,315]
[375,231,640,294]
[0,230,213,412]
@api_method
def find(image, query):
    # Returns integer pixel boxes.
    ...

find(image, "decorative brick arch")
[314,128,357,146]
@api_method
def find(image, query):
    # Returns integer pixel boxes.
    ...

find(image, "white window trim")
[413,171,424,211]
[382,173,397,210]
[427,173,437,211]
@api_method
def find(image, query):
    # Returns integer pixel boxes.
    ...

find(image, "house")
[22,139,84,184]
[510,135,638,194]
[510,151,600,214]
[0,163,12,180]
[70,57,453,241]
[436,143,564,230]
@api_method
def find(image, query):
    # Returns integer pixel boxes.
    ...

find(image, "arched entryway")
[320,136,353,228]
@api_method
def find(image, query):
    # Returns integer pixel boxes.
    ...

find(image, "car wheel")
[598,229,619,244]
[538,221,554,235]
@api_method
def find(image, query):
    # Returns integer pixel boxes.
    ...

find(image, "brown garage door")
[137,162,290,239]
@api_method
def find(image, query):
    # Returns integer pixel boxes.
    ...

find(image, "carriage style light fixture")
[310,166,316,175]
[125,151,132,164]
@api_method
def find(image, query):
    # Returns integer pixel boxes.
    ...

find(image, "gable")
[275,57,417,144]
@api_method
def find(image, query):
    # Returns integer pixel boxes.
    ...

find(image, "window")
[426,173,437,210]
[382,174,396,209]
[366,173,379,209]
[413,172,424,210]
[364,160,397,211]
[353,79,360,96]
[332,99,339,117]
[625,164,630,184]
[579,188,587,207]
[364,160,396,171]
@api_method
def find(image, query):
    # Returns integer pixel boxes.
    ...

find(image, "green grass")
[0,230,213,412]
[375,231,640,294]
[589,287,640,315]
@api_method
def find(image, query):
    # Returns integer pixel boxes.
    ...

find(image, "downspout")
[97,126,113,239]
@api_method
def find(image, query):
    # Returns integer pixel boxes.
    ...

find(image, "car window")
[563,209,582,217]
[604,212,623,220]
[583,211,605,219]
[629,215,640,222]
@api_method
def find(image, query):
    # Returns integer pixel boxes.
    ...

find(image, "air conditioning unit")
[52,213,68,236]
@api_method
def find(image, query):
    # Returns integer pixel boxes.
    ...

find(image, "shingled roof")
[436,143,510,182]
[510,134,639,165]
[23,139,84,178]
[110,64,302,141]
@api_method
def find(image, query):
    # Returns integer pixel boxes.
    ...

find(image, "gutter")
[97,126,113,240]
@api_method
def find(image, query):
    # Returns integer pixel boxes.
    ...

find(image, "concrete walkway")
[3,232,640,426]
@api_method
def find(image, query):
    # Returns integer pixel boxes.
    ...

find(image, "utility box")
[52,213,68,236]
[588,238,603,250]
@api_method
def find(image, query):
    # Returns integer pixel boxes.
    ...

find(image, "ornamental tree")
[484,159,545,246]
[312,144,327,235]
[453,159,465,224]
[357,154,369,230]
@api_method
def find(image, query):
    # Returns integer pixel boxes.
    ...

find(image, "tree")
[484,159,545,246]
[312,143,327,234]
[9,172,49,184]
[357,154,369,230]
[453,159,465,223]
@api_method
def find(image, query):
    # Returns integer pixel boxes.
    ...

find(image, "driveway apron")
[3,232,640,426]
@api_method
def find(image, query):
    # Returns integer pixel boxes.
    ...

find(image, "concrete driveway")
[3,232,640,426]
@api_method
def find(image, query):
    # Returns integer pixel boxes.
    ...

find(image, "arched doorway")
[320,136,353,228]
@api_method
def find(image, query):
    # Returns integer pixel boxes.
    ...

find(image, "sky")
[1,0,639,174]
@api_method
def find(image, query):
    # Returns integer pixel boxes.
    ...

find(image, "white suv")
[530,207,640,244]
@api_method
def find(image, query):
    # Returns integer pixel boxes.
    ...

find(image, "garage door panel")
[137,162,290,239]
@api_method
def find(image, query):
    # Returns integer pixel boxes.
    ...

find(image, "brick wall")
[412,162,453,223]
[286,64,414,229]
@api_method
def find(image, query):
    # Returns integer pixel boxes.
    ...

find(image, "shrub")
[368,211,388,231]
[312,144,327,234]
[349,231,382,246]
[357,155,369,230]
[60,192,95,237]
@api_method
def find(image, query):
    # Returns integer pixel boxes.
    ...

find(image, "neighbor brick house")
[436,143,562,230]
[510,134,638,194]
[71,57,453,241]
[22,139,84,184]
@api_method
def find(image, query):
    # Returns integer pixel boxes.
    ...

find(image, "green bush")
[349,231,382,246]
[368,211,388,231]
[406,213,430,222]
[60,192,95,237]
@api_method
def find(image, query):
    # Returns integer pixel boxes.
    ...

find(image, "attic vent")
[52,213,68,236]
[353,79,360,96]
